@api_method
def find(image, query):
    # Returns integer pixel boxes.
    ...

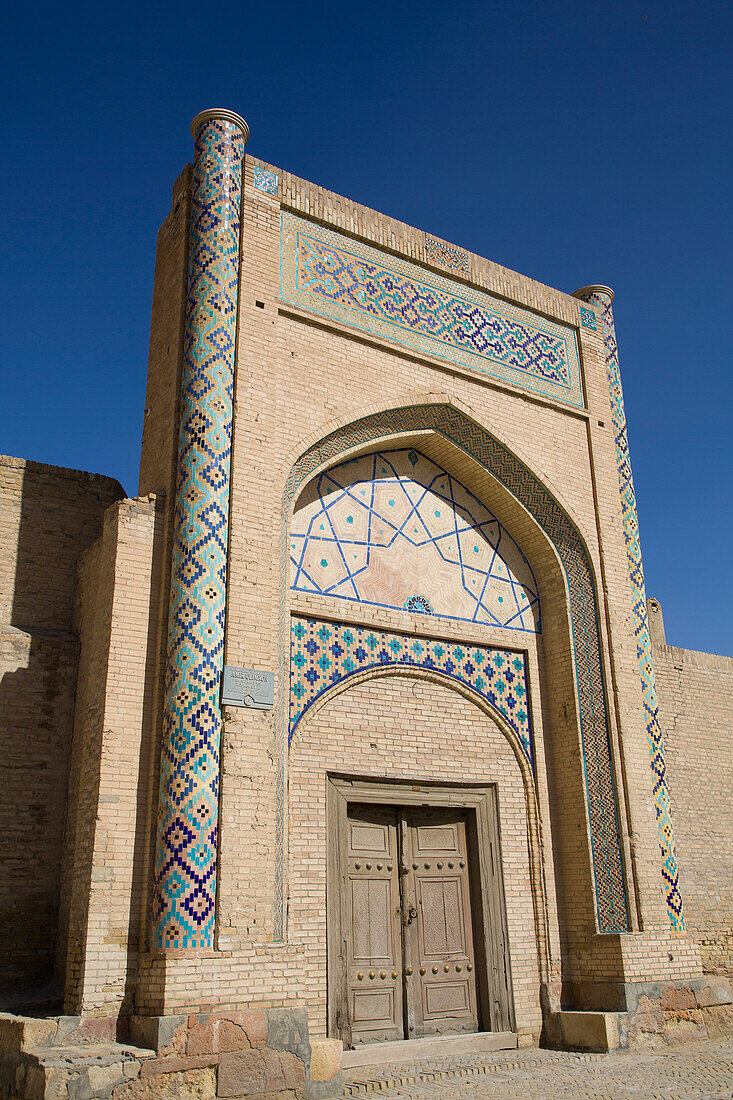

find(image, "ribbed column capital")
[191,108,250,145]
[572,284,615,305]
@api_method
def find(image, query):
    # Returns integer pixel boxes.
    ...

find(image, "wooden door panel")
[350,877,394,964]
[346,805,403,1045]
[425,981,470,1016]
[417,877,465,957]
[413,823,461,855]
[403,809,479,1037]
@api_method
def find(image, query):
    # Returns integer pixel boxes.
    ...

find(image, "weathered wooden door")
[345,804,479,1044]
[400,809,479,1038]
[345,805,404,1044]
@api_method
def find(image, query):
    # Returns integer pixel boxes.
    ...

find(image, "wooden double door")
[344,804,481,1045]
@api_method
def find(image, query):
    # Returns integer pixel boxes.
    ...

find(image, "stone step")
[343,1030,517,1070]
[552,1010,629,1051]
[2,1040,155,1100]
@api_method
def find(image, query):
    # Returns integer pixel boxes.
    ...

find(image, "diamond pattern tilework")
[254,166,278,194]
[281,213,584,408]
[425,236,470,276]
[577,289,684,932]
[290,616,533,766]
[278,405,629,936]
[580,307,597,331]
[290,449,540,632]
[151,116,245,950]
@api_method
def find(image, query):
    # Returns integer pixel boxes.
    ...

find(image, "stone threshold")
[343,1030,517,1069]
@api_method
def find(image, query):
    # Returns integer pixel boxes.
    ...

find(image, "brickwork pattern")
[0,457,121,992]
[575,290,684,932]
[289,674,543,1040]
[61,496,163,1014]
[152,116,245,950]
[69,150,711,1015]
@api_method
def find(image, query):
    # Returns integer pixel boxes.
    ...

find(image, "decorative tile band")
[151,116,245,950]
[254,166,278,194]
[290,616,533,766]
[281,212,584,408]
[575,288,684,932]
[277,404,629,937]
[290,448,540,632]
[425,236,470,276]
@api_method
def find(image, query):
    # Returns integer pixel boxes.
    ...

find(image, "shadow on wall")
[0,457,123,1010]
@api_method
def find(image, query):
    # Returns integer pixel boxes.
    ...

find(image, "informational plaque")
[221,666,274,709]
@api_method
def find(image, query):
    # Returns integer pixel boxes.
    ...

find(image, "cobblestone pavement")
[342,1039,733,1098]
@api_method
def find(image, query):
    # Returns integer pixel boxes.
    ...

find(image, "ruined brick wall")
[59,496,164,1016]
[0,457,122,994]
[654,636,733,977]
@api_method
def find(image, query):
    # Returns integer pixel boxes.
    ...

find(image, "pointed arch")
[275,402,630,941]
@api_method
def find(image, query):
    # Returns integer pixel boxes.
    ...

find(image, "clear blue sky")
[1,0,730,655]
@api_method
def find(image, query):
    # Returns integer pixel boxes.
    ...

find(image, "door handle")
[403,905,418,926]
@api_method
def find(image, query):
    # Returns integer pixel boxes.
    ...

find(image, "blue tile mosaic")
[280,213,585,408]
[151,115,245,951]
[289,616,533,766]
[425,235,470,276]
[576,288,684,932]
[580,307,597,331]
[254,166,278,194]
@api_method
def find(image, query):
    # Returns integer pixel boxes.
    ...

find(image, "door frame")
[327,776,515,1045]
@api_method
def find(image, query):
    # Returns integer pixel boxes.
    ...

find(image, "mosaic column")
[574,285,685,932]
[151,109,249,950]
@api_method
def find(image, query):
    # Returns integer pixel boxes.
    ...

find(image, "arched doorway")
[288,669,542,1045]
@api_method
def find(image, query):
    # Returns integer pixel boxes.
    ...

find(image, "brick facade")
[1,117,731,1077]
[653,627,733,978]
[0,457,122,997]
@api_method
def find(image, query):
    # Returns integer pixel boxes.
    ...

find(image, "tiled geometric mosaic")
[277,404,629,937]
[290,616,533,766]
[576,289,685,931]
[579,307,597,331]
[425,236,470,276]
[151,115,245,950]
[281,212,585,408]
[253,166,278,195]
[290,449,540,632]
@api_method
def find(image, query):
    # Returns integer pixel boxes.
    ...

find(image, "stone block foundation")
[0,1009,342,1100]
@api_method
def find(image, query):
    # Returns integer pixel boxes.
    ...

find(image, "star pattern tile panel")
[290,449,541,632]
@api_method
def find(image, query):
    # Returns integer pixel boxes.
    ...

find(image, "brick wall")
[0,457,122,996]
[654,632,733,977]
[59,496,164,1015]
